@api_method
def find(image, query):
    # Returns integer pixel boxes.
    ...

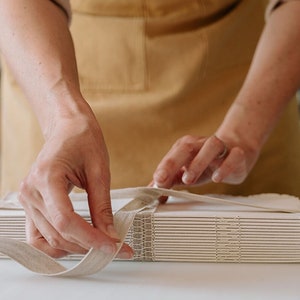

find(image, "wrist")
[41,81,96,140]
[215,101,266,165]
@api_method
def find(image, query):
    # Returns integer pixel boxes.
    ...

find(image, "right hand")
[18,108,133,259]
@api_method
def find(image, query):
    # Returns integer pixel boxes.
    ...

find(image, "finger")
[42,181,118,254]
[25,216,69,258]
[116,243,134,260]
[85,171,120,241]
[86,172,136,258]
[19,180,95,252]
[212,147,247,184]
[182,135,227,184]
[148,180,169,203]
[192,168,214,186]
[19,182,82,256]
[214,135,229,160]
[153,135,206,188]
[25,201,88,253]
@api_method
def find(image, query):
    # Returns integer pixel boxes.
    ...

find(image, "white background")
[1,259,300,300]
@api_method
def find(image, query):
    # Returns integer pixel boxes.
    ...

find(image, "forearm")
[216,1,300,152]
[0,0,88,139]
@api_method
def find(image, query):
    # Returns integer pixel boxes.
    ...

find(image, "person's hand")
[153,134,260,193]
[18,110,133,259]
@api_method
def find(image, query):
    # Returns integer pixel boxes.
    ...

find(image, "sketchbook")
[1,187,300,264]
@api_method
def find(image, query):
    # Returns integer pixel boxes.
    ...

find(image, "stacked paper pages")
[1,190,300,263]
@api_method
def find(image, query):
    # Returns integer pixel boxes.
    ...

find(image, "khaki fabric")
[1,0,300,197]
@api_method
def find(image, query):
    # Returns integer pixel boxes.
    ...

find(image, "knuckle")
[46,235,61,249]
[175,135,198,155]
[160,157,177,171]
[93,202,113,223]
[182,143,197,155]
[175,135,195,146]
[18,180,33,207]
[28,165,47,184]
[234,147,245,158]
[18,188,28,207]
[26,235,36,245]
[27,161,64,188]
[100,204,113,218]
[52,212,71,233]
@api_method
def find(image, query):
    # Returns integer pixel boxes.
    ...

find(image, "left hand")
[153,134,258,190]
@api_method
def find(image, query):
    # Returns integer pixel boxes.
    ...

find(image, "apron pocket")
[70,13,146,92]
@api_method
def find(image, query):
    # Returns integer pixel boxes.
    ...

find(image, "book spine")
[215,216,241,262]
[129,209,155,261]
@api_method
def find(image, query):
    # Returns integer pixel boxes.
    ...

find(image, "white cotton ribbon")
[0,187,299,277]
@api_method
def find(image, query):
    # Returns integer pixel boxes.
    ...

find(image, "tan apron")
[1,0,300,197]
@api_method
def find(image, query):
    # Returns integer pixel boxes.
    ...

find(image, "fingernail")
[118,250,134,260]
[100,243,115,255]
[182,171,195,184]
[107,224,120,240]
[154,169,168,185]
[212,170,221,183]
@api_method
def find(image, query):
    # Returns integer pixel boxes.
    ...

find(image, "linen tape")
[0,187,298,277]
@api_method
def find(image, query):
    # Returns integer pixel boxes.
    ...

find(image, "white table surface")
[1,259,300,300]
